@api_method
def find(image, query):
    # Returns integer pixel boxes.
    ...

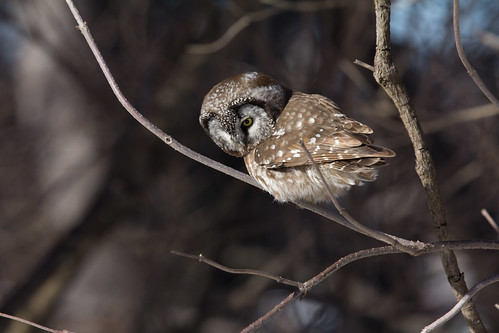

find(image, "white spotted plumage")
[200,72,395,203]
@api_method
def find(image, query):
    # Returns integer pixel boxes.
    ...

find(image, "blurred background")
[0,0,498,332]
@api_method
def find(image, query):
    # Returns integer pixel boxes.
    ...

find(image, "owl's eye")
[241,117,253,128]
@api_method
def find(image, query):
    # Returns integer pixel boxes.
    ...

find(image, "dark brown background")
[0,1,498,332]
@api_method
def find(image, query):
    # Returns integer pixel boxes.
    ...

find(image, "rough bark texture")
[372,1,486,332]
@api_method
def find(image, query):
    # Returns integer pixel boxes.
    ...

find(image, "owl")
[199,72,395,203]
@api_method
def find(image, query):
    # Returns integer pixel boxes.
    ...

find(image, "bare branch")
[170,251,302,288]
[64,0,260,188]
[481,208,499,234]
[453,0,499,107]
[242,240,499,332]
[175,240,499,333]
[0,312,75,333]
[242,246,397,332]
[188,0,354,55]
[479,31,499,52]
[422,104,499,134]
[353,59,374,72]
[298,140,421,255]
[421,274,499,332]
[373,1,486,331]
[187,7,283,54]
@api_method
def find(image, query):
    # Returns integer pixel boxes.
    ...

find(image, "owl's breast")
[244,150,357,203]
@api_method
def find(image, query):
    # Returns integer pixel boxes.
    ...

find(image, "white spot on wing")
[275,128,286,136]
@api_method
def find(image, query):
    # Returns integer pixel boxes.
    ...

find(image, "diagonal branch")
[64,0,259,189]
[0,312,75,333]
[372,1,486,332]
[170,251,302,288]
[241,241,499,333]
[187,7,283,54]
[241,246,398,332]
[422,274,499,332]
[481,208,499,234]
[453,0,499,107]
[173,240,499,333]
[298,141,421,255]
[188,0,353,55]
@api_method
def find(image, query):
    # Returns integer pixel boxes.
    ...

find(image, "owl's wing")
[254,92,395,169]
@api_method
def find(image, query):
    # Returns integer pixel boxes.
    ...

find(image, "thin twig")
[64,0,260,189]
[188,0,352,55]
[0,312,75,333]
[481,208,499,234]
[174,240,499,333]
[422,103,499,134]
[187,7,283,54]
[353,59,374,72]
[298,140,421,255]
[453,0,499,107]
[242,246,398,332]
[421,274,499,332]
[244,240,499,332]
[479,31,499,52]
[170,251,302,288]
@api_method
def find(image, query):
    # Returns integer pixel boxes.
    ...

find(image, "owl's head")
[200,72,292,157]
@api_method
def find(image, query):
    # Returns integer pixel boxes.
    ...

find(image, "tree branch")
[64,0,260,189]
[453,0,499,107]
[171,240,499,333]
[188,0,354,55]
[422,274,499,332]
[299,140,421,255]
[187,7,283,54]
[372,0,486,331]
[241,241,499,332]
[481,208,499,234]
[170,251,302,288]
[0,312,75,333]
[241,246,398,332]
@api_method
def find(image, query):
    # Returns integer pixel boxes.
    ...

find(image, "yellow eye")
[242,117,253,128]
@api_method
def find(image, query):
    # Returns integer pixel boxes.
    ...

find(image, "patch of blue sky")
[391,0,498,53]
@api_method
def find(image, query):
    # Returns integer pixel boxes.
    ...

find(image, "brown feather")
[254,92,395,169]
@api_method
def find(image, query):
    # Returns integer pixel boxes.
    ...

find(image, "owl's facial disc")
[204,113,246,157]
[203,103,274,157]
[236,104,274,150]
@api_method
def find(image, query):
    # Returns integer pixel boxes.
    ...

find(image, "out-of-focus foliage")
[0,1,497,332]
